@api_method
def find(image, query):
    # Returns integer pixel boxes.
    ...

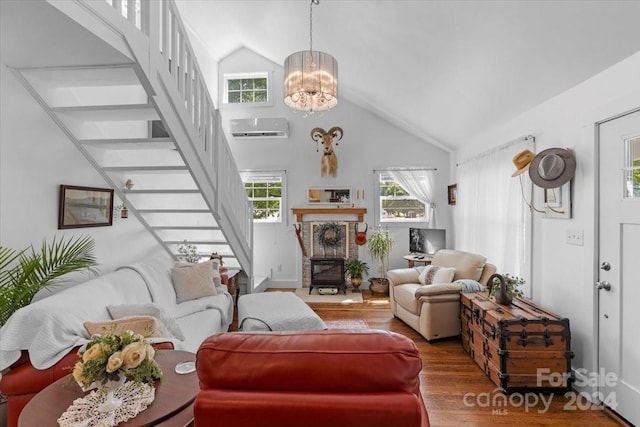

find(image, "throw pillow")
[175,260,224,291]
[418,265,456,285]
[107,303,185,341]
[172,261,217,303]
[84,315,171,338]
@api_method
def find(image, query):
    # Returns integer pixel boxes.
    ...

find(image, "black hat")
[528,148,576,188]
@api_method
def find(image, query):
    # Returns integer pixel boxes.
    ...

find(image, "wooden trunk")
[460,292,573,393]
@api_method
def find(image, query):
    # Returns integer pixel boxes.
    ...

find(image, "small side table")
[403,254,433,268]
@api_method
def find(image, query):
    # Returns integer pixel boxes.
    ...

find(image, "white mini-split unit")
[230,118,289,139]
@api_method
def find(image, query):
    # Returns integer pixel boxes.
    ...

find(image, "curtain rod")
[457,135,535,167]
[372,167,437,173]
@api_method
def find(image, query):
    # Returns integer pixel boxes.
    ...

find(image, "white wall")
[0,63,166,277]
[452,51,640,388]
[218,48,451,289]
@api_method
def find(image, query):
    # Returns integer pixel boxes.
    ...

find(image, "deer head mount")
[311,126,344,178]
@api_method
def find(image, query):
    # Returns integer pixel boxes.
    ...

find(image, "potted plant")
[344,258,369,292]
[367,226,395,295]
[488,273,525,305]
[177,240,200,263]
[0,235,97,326]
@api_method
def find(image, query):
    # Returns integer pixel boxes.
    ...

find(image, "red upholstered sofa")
[195,329,430,427]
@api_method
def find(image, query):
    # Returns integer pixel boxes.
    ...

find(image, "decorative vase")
[369,278,389,295]
[350,276,363,292]
[97,374,126,413]
[488,273,513,306]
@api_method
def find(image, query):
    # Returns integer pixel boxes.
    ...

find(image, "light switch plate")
[567,229,583,246]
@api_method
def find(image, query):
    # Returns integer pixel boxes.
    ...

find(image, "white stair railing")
[52,0,253,277]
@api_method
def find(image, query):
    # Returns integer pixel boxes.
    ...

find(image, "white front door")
[597,108,640,426]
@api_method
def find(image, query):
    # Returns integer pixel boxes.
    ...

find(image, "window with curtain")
[376,170,436,225]
[241,171,285,223]
[454,139,533,285]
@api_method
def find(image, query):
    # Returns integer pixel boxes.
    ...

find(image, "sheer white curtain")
[388,169,437,227]
[455,139,533,281]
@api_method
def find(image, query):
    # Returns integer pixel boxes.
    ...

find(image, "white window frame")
[223,72,272,107]
[241,170,286,224]
[377,172,428,223]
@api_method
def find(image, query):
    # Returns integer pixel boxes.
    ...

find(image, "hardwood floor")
[248,289,629,427]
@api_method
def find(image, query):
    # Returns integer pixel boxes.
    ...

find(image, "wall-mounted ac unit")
[230,118,289,139]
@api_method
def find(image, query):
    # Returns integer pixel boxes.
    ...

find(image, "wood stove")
[310,257,346,294]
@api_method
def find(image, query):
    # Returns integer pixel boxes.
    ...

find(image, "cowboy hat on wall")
[528,148,576,189]
[512,147,576,219]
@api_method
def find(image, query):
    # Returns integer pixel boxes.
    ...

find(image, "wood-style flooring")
[231,289,629,427]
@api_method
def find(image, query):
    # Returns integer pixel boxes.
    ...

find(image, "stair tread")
[52,103,153,112]
[103,166,188,171]
[80,137,175,150]
[127,189,200,194]
[81,137,173,143]
[165,240,229,244]
[137,209,211,213]
[151,226,221,230]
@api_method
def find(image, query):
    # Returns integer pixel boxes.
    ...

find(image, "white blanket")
[238,292,326,331]
[455,279,485,293]
[0,268,152,370]
[119,262,233,326]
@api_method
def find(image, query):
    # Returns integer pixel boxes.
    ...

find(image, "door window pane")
[624,137,640,198]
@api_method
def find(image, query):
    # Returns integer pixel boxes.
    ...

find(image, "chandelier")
[283,0,338,113]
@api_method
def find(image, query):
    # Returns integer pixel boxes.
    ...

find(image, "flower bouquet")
[58,331,163,423]
[73,330,163,392]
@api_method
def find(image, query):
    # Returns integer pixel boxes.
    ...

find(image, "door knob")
[600,262,611,271]
[596,281,612,291]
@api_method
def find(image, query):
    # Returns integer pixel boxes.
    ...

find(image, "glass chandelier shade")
[284,50,338,112]
[283,0,338,113]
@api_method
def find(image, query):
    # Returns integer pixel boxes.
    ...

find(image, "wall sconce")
[114,179,134,219]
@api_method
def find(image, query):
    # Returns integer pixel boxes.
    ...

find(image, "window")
[224,73,268,105]
[241,171,284,223]
[378,173,427,221]
[624,137,640,198]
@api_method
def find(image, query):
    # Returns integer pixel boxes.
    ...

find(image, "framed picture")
[448,184,457,206]
[58,185,114,229]
[543,182,571,219]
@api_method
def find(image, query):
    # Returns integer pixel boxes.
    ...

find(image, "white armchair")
[387,249,496,341]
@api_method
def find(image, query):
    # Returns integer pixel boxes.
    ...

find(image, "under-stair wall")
[30,0,254,283]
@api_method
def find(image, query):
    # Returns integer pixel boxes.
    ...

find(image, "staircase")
[10,0,253,281]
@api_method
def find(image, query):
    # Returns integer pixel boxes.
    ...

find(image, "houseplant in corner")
[367,226,395,295]
[0,235,97,326]
[344,258,369,292]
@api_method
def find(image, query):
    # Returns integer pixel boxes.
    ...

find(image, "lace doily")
[57,382,155,427]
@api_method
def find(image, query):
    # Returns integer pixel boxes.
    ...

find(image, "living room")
[1,1,640,426]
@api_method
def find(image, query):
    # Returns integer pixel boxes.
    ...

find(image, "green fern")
[0,235,97,326]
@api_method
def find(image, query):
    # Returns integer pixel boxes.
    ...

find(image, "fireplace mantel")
[292,207,367,222]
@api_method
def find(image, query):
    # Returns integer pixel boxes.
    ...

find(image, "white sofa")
[0,256,233,427]
[0,256,233,371]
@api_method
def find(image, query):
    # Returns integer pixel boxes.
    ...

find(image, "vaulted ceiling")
[177,1,639,151]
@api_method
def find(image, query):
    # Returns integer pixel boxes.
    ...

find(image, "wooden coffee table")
[18,350,198,427]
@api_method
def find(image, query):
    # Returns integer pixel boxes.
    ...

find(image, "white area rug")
[294,288,363,304]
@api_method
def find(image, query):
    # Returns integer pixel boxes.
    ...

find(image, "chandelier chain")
[309,0,315,52]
